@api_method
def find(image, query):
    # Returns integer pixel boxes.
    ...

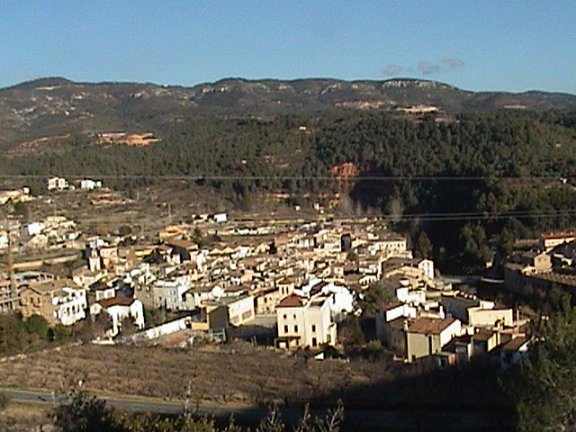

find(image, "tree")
[52,386,119,432]
[357,281,395,318]
[25,314,50,340]
[0,393,9,412]
[415,231,433,259]
[504,293,576,431]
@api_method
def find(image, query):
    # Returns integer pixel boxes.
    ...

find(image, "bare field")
[0,402,51,432]
[0,343,385,407]
[0,342,504,410]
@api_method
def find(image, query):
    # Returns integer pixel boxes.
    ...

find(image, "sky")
[1,1,575,94]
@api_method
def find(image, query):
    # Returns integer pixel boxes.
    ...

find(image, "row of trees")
[0,313,108,356]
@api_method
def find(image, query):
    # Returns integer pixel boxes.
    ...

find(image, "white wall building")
[153,275,193,310]
[52,287,87,326]
[276,293,337,349]
[80,179,102,190]
[47,176,69,191]
[91,296,145,336]
[298,278,355,316]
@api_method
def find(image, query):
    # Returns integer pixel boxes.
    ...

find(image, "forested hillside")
[2,109,576,272]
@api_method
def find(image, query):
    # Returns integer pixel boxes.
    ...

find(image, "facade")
[203,295,255,327]
[276,293,337,349]
[540,233,576,251]
[405,317,462,363]
[91,296,145,336]
[255,287,284,315]
[468,307,513,327]
[20,279,87,326]
[47,176,69,191]
[0,280,18,313]
[152,276,193,310]
[500,337,530,371]
[417,259,435,280]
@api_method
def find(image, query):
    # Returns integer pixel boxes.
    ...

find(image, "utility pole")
[1,220,18,313]
[7,225,18,311]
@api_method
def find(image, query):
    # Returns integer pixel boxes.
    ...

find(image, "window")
[312,337,317,347]
[283,314,287,320]
[311,325,316,333]
[294,325,298,333]
[284,325,288,333]
[293,314,296,319]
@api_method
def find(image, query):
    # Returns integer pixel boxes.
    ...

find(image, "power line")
[68,209,576,225]
[0,174,572,181]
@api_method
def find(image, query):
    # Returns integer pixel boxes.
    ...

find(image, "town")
[2,175,566,374]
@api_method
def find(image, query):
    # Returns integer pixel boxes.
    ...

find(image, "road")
[1,387,511,431]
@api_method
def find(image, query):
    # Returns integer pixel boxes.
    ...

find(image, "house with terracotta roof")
[405,317,462,363]
[90,295,145,336]
[275,293,337,349]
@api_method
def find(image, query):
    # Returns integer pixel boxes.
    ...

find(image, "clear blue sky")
[1,1,575,94]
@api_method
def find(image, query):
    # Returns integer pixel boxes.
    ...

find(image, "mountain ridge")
[1,76,575,152]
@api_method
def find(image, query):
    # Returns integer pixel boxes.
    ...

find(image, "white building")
[276,293,337,349]
[417,259,435,280]
[298,278,355,316]
[396,283,427,306]
[47,176,69,191]
[153,275,193,310]
[79,179,102,190]
[91,296,145,336]
[213,213,228,223]
[26,222,45,237]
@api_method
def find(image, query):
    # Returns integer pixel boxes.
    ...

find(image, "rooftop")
[380,300,404,313]
[277,294,305,308]
[407,317,457,335]
[98,296,136,308]
[501,336,529,353]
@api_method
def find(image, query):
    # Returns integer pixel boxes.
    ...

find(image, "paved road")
[1,387,511,431]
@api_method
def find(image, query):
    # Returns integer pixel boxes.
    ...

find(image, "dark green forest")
[3,110,576,272]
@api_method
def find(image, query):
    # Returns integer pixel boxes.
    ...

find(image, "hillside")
[2,77,576,272]
[1,76,575,152]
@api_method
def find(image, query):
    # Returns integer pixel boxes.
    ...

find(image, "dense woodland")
[3,110,576,272]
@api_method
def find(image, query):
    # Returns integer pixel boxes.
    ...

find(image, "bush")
[26,314,50,340]
[0,392,9,412]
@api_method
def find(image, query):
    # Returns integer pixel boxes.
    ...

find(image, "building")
[203,295,255,327]
[500,337,530,371]
[276,293,337,349]
[405,317,462,363]
[79,179,102,190]
[47,176,69,191]
[91,296,145,336]
[375,301,418,346]
[20,279,87,326]
[468,307,513,327]
[255,287,284,315]
[540,232,576,251]
[152,276,193,310]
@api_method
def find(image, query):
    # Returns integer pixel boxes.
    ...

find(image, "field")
[0,342,504,411]
[0,402,50,432]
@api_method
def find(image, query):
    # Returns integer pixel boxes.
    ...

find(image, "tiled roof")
[277,294,305,308]
[98,296,136,308]
[380,301,404,313]
[407,317,457,335]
